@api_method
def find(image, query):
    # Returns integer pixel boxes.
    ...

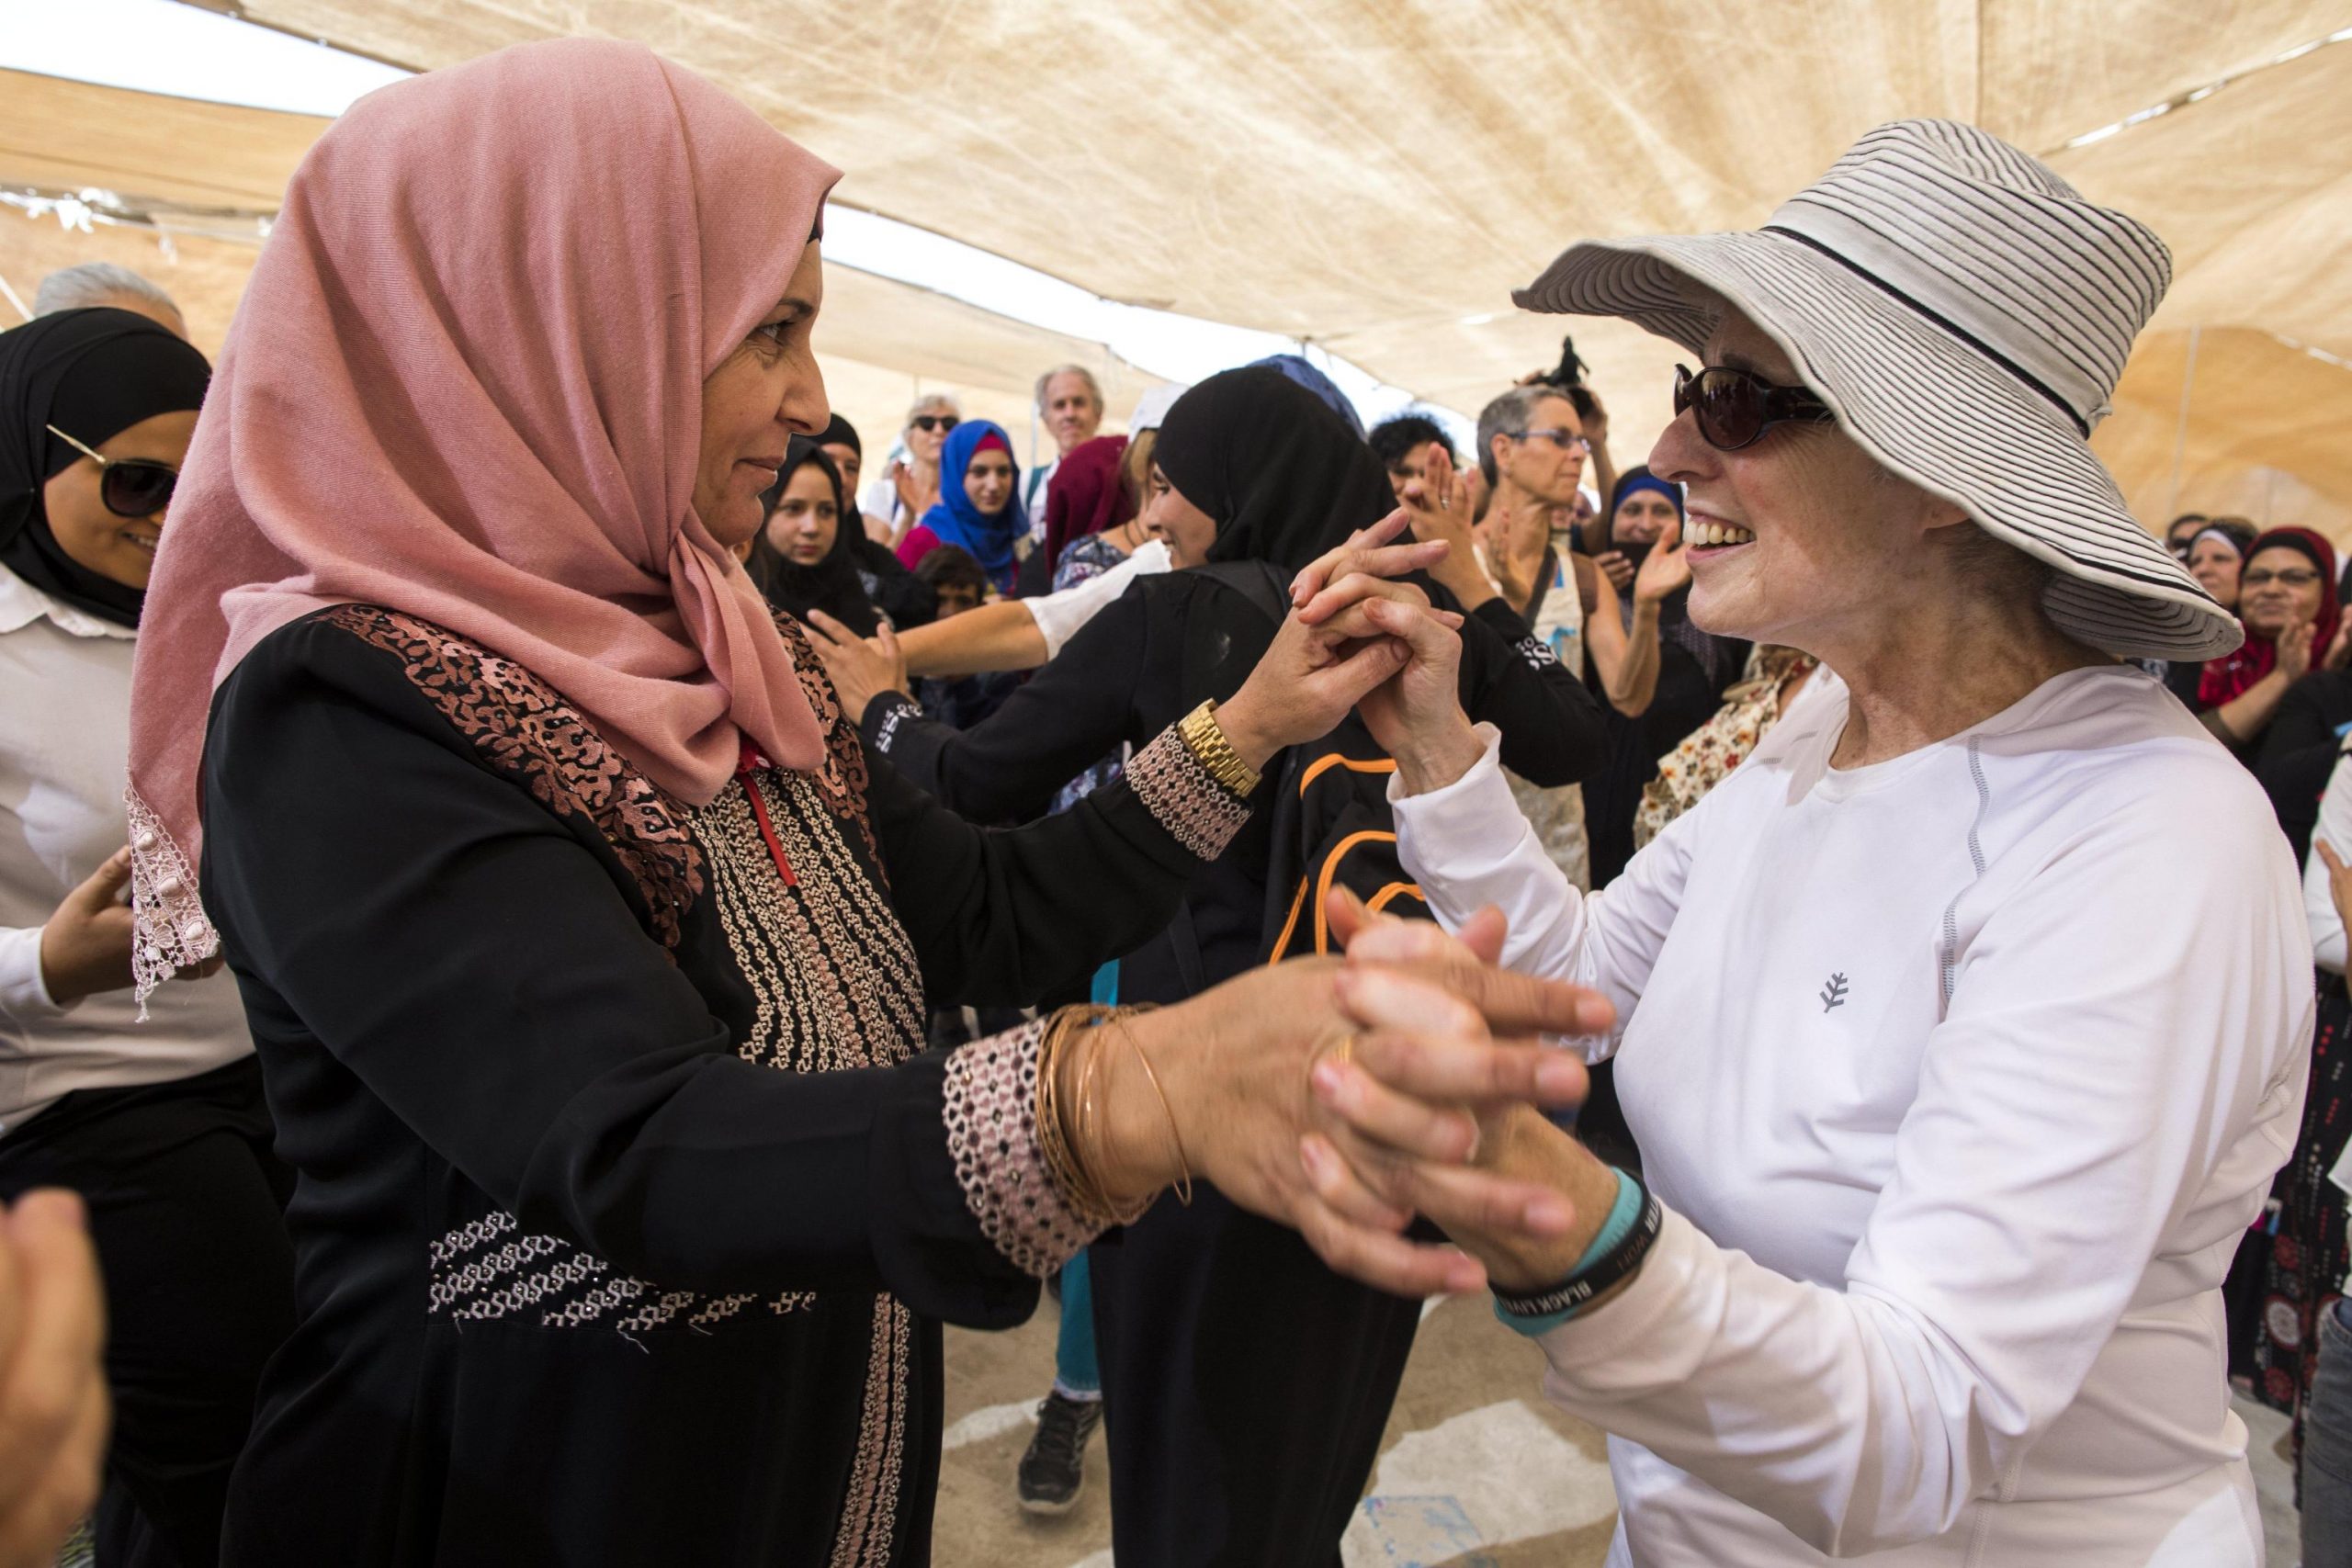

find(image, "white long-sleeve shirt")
[2303,739,2352,974]
[1022,538,1170,658]
[1392,665,2310,1566]
[0,568,252,1134]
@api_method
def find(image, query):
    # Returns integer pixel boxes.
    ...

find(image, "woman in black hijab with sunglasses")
[824,365,1611,1568]
[0,308,293,1567]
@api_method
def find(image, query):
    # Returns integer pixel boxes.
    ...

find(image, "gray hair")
[904,390,962,430]
[1034,363,1103,413]
[1474,384,1571,487]
[34,262,181,321]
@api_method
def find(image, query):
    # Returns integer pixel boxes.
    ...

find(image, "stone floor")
[2243,1393,2302,1567]
[933,1294,2312,1568]
[933,1291,1618,1568]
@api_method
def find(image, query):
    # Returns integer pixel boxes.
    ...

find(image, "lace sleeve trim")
[1125,724,1252,861]
[126,784,218,1017]
[941,1021,1101,1280]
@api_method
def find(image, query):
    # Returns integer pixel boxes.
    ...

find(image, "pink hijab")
[125,39,835,999]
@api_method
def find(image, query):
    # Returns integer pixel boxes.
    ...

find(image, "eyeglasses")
[1509,427,1589,456]
[45,424,180,519]
[910,414,960,434]
[2242,568,2323,589]
[1673,364,1835,451]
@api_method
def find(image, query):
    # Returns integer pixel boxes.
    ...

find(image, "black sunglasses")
[910,414,960,434]
[47,423,179,518]
[1673,365,1834,451]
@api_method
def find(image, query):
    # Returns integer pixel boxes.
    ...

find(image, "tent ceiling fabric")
[0,69,323,212]
[8,1,2352,533]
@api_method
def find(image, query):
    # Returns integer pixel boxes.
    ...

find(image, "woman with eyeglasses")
[859,391,959,547]
[2198,526,2346,760]
[0,307,294,1566]
[1290,122,2303,1566]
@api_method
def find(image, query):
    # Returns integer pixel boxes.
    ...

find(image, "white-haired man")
[1020,363,1105,529]
[33,263,188,341]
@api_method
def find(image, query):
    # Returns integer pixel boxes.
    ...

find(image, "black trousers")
[0,1056,293,1568]
[1088,1183,1422,1568]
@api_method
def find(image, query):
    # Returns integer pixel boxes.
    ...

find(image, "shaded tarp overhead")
[10,3,2352,533]
[0,69,1166,458]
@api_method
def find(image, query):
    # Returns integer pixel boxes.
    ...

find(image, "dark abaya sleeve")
[862,740,1245,1007]
[2256,671,2352,863]
[861,583,1153,825]
[198,615,1237,1325]
[1452,595,1611,787]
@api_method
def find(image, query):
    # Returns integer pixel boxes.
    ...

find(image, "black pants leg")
[1089,1183,1421,1568]
[0,1058,294,1568]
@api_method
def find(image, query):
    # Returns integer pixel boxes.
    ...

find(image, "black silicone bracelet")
[1493,1181,1664,1320]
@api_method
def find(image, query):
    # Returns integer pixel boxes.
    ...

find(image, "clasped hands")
[1108,888,1615,1301]
[802,513,1470,770]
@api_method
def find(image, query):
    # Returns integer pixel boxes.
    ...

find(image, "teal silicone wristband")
[1491,1167,1640,1338]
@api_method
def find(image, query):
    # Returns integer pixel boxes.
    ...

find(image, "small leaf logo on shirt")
[1819,973,1849,1012]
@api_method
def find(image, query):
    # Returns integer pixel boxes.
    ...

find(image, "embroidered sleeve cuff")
[862,691,923,756]
[942,1020,1102,1280]
[1126,723,1253,861]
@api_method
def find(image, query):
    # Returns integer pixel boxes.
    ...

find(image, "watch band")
[1178,700,1261,797]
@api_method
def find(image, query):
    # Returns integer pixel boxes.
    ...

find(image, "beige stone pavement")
[933,1297,2310,1568]
[933,1292,1617,1568]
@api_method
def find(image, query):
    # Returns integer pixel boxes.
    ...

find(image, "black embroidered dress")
[198,605,1247,1567]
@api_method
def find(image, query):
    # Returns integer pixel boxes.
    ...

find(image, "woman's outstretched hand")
[1094,910,1609,1299]
[803,611,909,719]
[1305,892,1625,1293]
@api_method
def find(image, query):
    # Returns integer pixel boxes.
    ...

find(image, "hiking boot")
[1016,1391,1102,1514]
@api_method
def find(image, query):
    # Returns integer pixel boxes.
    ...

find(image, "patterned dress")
[1050,531,1137,814]
[195,604,1250,1567]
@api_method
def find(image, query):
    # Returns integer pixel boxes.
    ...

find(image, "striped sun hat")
[1513,119,2241,662]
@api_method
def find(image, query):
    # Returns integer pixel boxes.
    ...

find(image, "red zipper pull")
[737,739,796,886]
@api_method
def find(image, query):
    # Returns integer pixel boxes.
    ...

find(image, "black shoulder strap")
[1192,559,1293,628]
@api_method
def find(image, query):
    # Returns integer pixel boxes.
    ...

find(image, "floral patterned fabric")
[1633,645,1820,852]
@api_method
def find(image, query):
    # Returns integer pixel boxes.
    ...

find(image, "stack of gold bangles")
[1034,1003,1193,1229]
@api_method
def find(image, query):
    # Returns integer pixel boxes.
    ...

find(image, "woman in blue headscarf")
[894,418,1028,594]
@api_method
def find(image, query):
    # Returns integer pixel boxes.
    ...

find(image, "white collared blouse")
[0,565,251,1134]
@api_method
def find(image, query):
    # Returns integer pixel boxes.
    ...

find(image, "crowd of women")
[0,36,2331,1568]
[2143,505,2352,1531]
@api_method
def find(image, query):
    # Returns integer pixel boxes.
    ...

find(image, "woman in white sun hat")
[1287,119,2310,1566]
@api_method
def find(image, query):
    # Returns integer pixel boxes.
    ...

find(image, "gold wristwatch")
[1178,700,1261,797]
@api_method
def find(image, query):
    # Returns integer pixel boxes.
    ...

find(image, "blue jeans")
[1048,958,1120,1401]
[1052,1251,1100,1397]
[2305,1297,2352,1568]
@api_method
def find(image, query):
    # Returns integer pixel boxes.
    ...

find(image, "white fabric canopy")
[6,4,2350,533]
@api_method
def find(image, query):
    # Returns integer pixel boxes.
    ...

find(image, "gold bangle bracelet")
[1112,1010,1192,1207]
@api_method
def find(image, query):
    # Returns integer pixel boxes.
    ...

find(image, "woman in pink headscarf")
[122,39,1595,1567]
